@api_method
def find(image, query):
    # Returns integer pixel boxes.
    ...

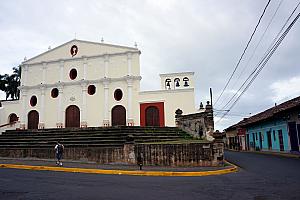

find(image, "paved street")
[0,151,300,200]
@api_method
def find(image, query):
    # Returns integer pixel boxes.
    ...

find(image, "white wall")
[1,39,196,130]
[139,88,196,126]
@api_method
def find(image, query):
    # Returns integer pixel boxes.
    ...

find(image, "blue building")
[225,96,300,153]
[245,119,290,152]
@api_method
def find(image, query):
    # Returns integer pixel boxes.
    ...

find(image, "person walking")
[54,141,64,166]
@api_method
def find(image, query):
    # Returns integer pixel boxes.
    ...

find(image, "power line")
[216,0,282,113]
[229,0,283,100]
[214,0,272,106]
[218,12,300,123]
[216,1,300,115]
[216,10,300,124]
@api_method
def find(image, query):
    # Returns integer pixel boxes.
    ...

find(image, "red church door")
[111,105,126,126]
[145,106,160,126]
[28,110,39,129]
[65,105,80,128]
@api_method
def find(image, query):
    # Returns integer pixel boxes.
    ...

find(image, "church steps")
[0,139,126,145]
[3,127,183,135]
[0,132,182,139]
[0,131,185,139]
[0,127,193,149]
[0,134,182,141]
[1,131,185,137]
[0,143,124,149]
[0,135,182,143]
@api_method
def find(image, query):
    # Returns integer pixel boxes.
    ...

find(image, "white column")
[127,52,132,76]
[127,78,134,126]
[81,82,88,128]
[20,88,27,129]
[42,62,47,84]
[39,86,45,129]
[22,65,29,86]
[56,85,64,128]
[104,54,109,78]
[59,61,64,82]
[103,80,109,126]
[83,57,87,80]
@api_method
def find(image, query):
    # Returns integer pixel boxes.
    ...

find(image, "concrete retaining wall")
[0,142,224,166]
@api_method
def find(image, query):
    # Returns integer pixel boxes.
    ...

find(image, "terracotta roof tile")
[239,96,300,126]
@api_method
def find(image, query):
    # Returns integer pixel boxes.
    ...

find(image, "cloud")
[0,0,299,131]
[270,76,300,103]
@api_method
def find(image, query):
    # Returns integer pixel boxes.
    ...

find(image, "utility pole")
[210,88,213,107]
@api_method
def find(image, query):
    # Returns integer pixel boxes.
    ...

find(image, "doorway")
[267,131,272,150]
[145,106,160,126]
[65,105,80,128]
[278,130,284,151]
[288,122,299,152]
[111,105,126,126]
[28,110,39,129]
[259,132,263,150]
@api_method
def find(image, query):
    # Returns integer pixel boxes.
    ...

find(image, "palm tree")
[0,74,8,99]
[11,66,21,99]
[0,66,21,100]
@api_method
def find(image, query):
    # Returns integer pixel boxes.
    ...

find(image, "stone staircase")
[0,127,192,149]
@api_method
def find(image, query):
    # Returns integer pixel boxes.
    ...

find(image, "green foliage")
[0,66,21,100]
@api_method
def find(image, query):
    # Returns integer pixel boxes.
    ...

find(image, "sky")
[0,0,300,131]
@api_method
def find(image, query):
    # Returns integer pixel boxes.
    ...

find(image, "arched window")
[165,78,171,89]
[174,78,180,88]
[8,113,18,124]
[88,85,96,95]
[183,77,189,87]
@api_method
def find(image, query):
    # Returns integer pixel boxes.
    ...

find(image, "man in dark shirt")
[54,141,64,166]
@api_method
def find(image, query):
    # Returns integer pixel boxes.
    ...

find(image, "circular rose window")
[114,89,123,101]
[69,68,77,80]
[30,96,37,107]
[51,88,59,98]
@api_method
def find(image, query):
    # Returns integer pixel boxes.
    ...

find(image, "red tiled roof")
[224,118,248,131]
[239,96,300,127]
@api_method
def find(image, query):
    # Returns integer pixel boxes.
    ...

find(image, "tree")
[0,66,21,100]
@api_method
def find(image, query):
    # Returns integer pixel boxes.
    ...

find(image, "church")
[0,39,196,131]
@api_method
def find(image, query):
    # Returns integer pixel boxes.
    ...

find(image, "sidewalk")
[0,157,238,176]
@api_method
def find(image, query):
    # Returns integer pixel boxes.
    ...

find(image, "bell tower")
[159,72,194,90]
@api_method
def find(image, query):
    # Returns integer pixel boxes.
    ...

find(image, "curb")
[0,163,238,177]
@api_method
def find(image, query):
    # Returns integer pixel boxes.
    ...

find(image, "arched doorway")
[8,113,18,124]
[28,110,39,129]
[111,105,126,126]
[65,105,80,128]
[145,106,160,126]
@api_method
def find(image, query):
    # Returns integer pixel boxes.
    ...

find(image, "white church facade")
[0,39,196,130]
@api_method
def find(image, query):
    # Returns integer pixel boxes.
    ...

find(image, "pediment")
[23,39,138,64]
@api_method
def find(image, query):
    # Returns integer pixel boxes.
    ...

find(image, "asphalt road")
[0,151,299,200]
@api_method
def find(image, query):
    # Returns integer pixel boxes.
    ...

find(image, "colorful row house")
[225,96,300,153]
[224,120,247,151]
